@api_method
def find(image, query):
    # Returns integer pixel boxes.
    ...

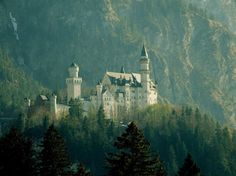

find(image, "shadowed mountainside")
[1,0,236,122]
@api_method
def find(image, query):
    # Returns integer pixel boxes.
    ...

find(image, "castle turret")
[24,97,31,108]
[66,63,82,103]
[120,66,125,73]
[50,94,57,119]
[96,81,103,108]
[139,45,150,88]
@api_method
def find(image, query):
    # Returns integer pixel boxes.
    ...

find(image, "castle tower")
[96,81,103,108]
[66,63,82,103]
[139,45,151,104]
[50,94,57,119]
[139,45,150,89]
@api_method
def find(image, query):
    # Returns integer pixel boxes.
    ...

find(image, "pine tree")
[39,124,71,176]
[0,128,35,176]
[106,121,166,176]
[177,153,201,176]
[97,105,106,128]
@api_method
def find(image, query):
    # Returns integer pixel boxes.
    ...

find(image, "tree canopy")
[0,128,35,176]
[177,153,201,176]
[39,124,71,176]
[106,121,166,176]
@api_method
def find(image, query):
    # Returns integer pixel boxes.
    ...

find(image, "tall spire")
[141,44,148,58]
[120,66,125,73]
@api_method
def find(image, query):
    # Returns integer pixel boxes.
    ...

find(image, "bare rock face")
[1,0,236,122]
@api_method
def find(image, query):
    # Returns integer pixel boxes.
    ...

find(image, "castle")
[39,45,158,119]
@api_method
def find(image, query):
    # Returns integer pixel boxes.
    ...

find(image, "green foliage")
[55,104,236,176]
[58,109,117,175]
[106,121,166,176]
[15,104,236,176]
[97,105,106,128]
[0,50,47,117]
[0,128,35,176]
[177,153,201,176]
[132,104,236,176]
[69,99,83,118]
[39,124,71,176]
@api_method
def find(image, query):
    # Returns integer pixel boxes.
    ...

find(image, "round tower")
[50,94,57,118]
[66,63,82,103]
[68,63,79,77]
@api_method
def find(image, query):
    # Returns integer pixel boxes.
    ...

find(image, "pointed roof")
[120,66,125,73]
[70,62,78,68]
[141,44,148,58]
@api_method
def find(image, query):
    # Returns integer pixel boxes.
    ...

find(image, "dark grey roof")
[107,74,141,87]
[120,66,125,73]
[70,63,78,67]
[141,44,148,58]
[116,89,125,94]
[102,88,107,94]
[130,73,141,87]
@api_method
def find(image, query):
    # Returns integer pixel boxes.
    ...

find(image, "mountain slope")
[1,0,236,122]
[0,50,46,117]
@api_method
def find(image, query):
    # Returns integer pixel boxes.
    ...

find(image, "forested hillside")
[22,104,236,176]
[0,51,46,117]
[1,0,236,122]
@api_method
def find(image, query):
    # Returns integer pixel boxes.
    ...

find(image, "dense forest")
[1,104,234,176]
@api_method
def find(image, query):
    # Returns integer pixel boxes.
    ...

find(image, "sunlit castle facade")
[64,45,158,118]
[66,63,82,103]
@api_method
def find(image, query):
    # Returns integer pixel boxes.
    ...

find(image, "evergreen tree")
[40,124,71,176]
[97,105,106,128]
[177,153,201,176]
[69,98,83,118]
[43,115,50,131]
[106,121,166,176]
[16,112,26,132]
[0,128,35,176]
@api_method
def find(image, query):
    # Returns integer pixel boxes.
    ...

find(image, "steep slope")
[1,0,236,122]
[187,0,236,34]
[0,50,46,117]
